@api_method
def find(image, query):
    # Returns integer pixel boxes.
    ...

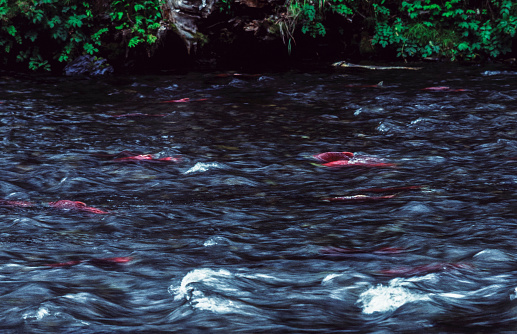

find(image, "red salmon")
[45,257,132,268]
[313,152,354,162]
[112,154,182,163]
[0,199,35,207]
[48,200,110,214]
[112,113,166,118]
[322,160,396,168]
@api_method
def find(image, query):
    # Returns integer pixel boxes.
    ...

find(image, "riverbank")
[1,1,516,75]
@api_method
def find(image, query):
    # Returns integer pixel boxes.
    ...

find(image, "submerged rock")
[64,55,114,76]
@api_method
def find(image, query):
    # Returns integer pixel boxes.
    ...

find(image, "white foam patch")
[322,273,341,285]
[170,268,245,314]
[190,291,236,313]
[171,268,232,300]
[62,292,91,302]
[184,162,224,175]
[203,236,230,247]
[22,306,50,320]
[357,280,431,314]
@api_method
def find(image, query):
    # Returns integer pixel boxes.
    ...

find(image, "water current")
[0,64,516,333]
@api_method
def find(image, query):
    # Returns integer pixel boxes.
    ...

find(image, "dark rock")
[64,55,114,76]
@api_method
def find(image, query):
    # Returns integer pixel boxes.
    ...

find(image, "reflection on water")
[0,64,516,332]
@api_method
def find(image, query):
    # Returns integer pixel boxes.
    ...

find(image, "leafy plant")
[371,0,517,60]
[0,0,164,71]
[219,0,234,15]
[277,0,355,53]
[0,0,100,70]
[109,0,164,55]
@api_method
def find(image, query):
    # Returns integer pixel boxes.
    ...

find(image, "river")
[0,63,516,333]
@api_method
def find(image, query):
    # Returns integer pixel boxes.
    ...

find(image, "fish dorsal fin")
[377,81,384,86]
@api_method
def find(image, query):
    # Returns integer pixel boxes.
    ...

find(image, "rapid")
[0,63,516,333]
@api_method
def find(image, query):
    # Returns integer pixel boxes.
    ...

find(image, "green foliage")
[371,0,517,60]
[277,0,516,61]
[277,0,355,53]
[109,0,163,51]
[1,0,516,69]
[0,0,96,70]
[219,0,234,15]
[0,0,164,71]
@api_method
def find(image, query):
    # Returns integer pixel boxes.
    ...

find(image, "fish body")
[46,256,132,268]
[161,98,208,103]
[313,151,395,168]
[48,200,110,214]
[313,151,354,162]
[0,199,34,207]
[112,154,181,163]
[45,260,83,268]
[322,160,396,168]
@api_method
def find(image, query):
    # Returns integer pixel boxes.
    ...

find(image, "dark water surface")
[0,64,516,333]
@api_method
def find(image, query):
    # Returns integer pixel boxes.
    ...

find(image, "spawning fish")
[48,200,110,214]
[313,152,354,162]
[322,160,396,168]
[112,154,182,163]
[0,199,35,207]
[312,152,395,167]
[46,256,132,268]
[161,98,208,103]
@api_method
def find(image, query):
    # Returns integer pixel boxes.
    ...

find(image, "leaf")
[67,15,83,28]
[25,30,38,42]
[5,25,17,37]
[128,36,142,47]
[458,42,469,50]
[147,34,157,44]
[134,4,145,11]
[83,42,98,54]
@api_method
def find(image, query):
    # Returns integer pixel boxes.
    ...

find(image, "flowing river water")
[0,64,516,333]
